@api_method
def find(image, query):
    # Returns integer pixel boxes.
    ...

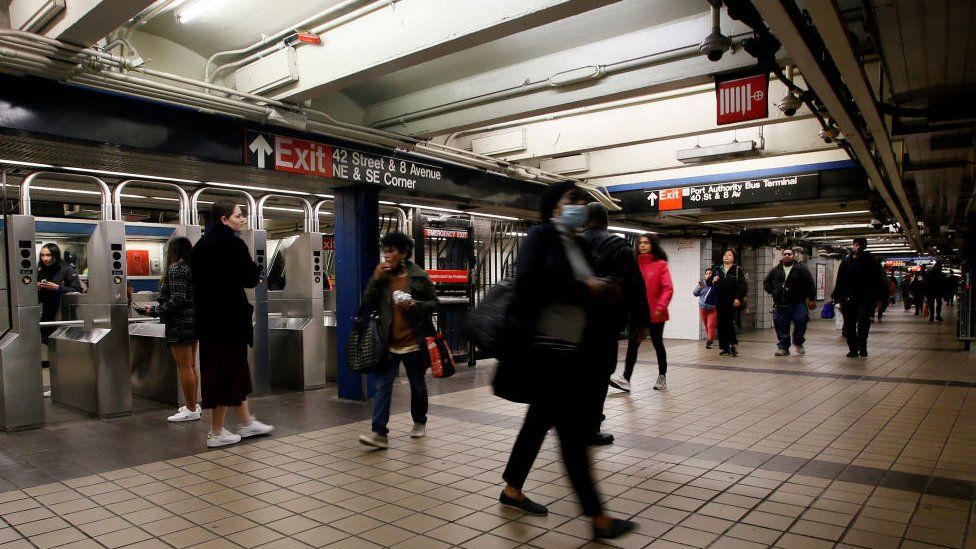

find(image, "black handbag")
[347,305,387,374]
[461,278,519,356]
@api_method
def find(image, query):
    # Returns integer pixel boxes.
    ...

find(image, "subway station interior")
[0,0,974,547]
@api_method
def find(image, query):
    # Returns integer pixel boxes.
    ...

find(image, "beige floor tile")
[95,526,153,548]
[160,525,218,548]
[226,526,285,548]
[26,527,88,548]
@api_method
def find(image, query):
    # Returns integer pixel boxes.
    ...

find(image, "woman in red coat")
[611,233,674,392]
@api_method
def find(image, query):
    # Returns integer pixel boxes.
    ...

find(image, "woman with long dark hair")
[613,233,673,392]
[497,182,635,540]
[714,248,748,356]
[37,243,83,344]
[192,200,273,447]
[137,237,200,422]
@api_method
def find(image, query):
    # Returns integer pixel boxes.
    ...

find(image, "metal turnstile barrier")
[263,195,326,390]
[116,180,201,406]
[20,172,134,418]
[191,188,270,394]
[0,212,44,431]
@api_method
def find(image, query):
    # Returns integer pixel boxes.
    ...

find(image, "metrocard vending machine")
[412,215,474,365]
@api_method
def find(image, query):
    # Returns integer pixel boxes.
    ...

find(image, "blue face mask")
[558,204,587,228]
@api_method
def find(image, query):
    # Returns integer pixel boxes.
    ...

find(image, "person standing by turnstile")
[37,243,83,362]
[193,200,274,447]
[136,237,201,423]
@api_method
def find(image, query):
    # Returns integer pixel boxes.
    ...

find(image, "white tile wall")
[659,237,701,340]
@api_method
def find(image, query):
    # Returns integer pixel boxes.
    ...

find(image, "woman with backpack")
[694,268,718,348]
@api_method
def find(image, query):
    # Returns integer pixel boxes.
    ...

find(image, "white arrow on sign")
[249,134,274,169]
[645,190,658,206]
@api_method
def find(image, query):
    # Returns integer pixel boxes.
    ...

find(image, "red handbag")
[426,333,456,379]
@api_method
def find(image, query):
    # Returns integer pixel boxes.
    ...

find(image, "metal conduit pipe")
[205,0,368,82]
[113,180,191,225]
[256,194,315,233]
[190,187,258,227]
[71,76,259,120]
[21,172,112,220]
[372,37,748,130]
[208,0,391,83]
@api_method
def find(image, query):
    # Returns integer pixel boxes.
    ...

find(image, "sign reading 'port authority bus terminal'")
[244,129,444,191]
[613,173,819,213]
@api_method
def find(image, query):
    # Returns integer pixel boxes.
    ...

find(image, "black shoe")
[846,351,858,358]
[705,339,713,349]
[593,518,637,540]
[719,349,730,356]
[730,346,738,357]
[929,318,934,323]
[589,433,614,446]
[859,349,868,357]
[937,317,943,321]
[499,492,548,516]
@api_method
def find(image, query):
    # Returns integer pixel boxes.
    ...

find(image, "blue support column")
[334,186,379,400]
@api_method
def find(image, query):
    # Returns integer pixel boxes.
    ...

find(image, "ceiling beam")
[752,0,923,251]
[267,0,621,102]
[42,0,155,46]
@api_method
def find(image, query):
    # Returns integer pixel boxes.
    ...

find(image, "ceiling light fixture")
[702,216,778,224]
[780,210,871,219]
[175,0,213,24]
[799,223,873,231]
[608,225,657,235]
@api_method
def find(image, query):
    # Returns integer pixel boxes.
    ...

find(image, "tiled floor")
[1,307,974,548]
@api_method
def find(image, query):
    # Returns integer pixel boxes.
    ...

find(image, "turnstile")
[262,195,326,390]
[116,180,201,406]
[191,188,269,394]
[18,173,135,418]
[0,213,44,431]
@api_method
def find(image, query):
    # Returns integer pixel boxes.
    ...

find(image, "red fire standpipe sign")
[716,72,769,125]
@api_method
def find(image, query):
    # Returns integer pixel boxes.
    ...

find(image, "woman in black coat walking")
[137,237,201,423]
[497,182,635,540]
[37,243,83,345]
[192,200,273,447]
[713,249,748,356]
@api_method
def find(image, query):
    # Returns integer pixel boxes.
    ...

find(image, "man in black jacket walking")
[831,238,884,357]
[763,249,816,356]
[580,203,649,446]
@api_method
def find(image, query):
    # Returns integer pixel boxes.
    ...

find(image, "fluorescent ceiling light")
[206,181,309,196]
[0,159,56,169]
[31,185,142,199]
[702,216,778,224]
[677,141,757,164]
[780,210,871,219]
[608,225,657,235]
[378,200,398,206]
[175,0,213,23]
[505,232,528,237]
[800,223,873,231]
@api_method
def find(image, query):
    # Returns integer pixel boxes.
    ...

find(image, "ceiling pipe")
[370,34,751,130]
[207,0,389,83]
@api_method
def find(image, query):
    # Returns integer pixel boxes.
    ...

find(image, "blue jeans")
[773,302,809,350]
[371,350,427,436]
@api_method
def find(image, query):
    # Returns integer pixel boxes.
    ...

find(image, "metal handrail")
[38,320,85,327]
[114,179,191,225]
[21,172,112,221]
[190,187,257,227]
[312,198,333,233]
[256,194,315,233]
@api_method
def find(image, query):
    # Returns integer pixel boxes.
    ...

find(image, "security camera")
[776,92,802,116]
[819,127,839,143]
[700,31,732,61]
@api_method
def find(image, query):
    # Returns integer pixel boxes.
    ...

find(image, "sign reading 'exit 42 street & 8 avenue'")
[244,129,444,191]
[614,173,819,213]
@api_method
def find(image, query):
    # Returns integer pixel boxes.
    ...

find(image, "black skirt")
[199,340,253,408]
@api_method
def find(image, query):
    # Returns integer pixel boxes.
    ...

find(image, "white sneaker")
[358,432,389,449]
[43,390,51,398]
[653,375,667,390]
[239,417,274,438]
[410,423,426,438]
[794,345,806,355]
[167,405,201,423]
[207,428,241,448]
[609,375,631,392]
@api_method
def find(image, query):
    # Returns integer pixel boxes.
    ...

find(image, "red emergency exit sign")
[716,72,769,125]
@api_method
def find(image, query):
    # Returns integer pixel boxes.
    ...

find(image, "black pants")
[502,362,602,517]
[913,295,925,315]
[716,303,738,351]
[902,294,911,310]
[622,322,666,380]
[842,299,874,353]
[586,337,618,437]
[927,297,943,320]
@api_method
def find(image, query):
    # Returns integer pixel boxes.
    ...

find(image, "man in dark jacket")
[925,262,946,322]
[831,238,883,357]
[579,203,649,446]
[763,249,816,356]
